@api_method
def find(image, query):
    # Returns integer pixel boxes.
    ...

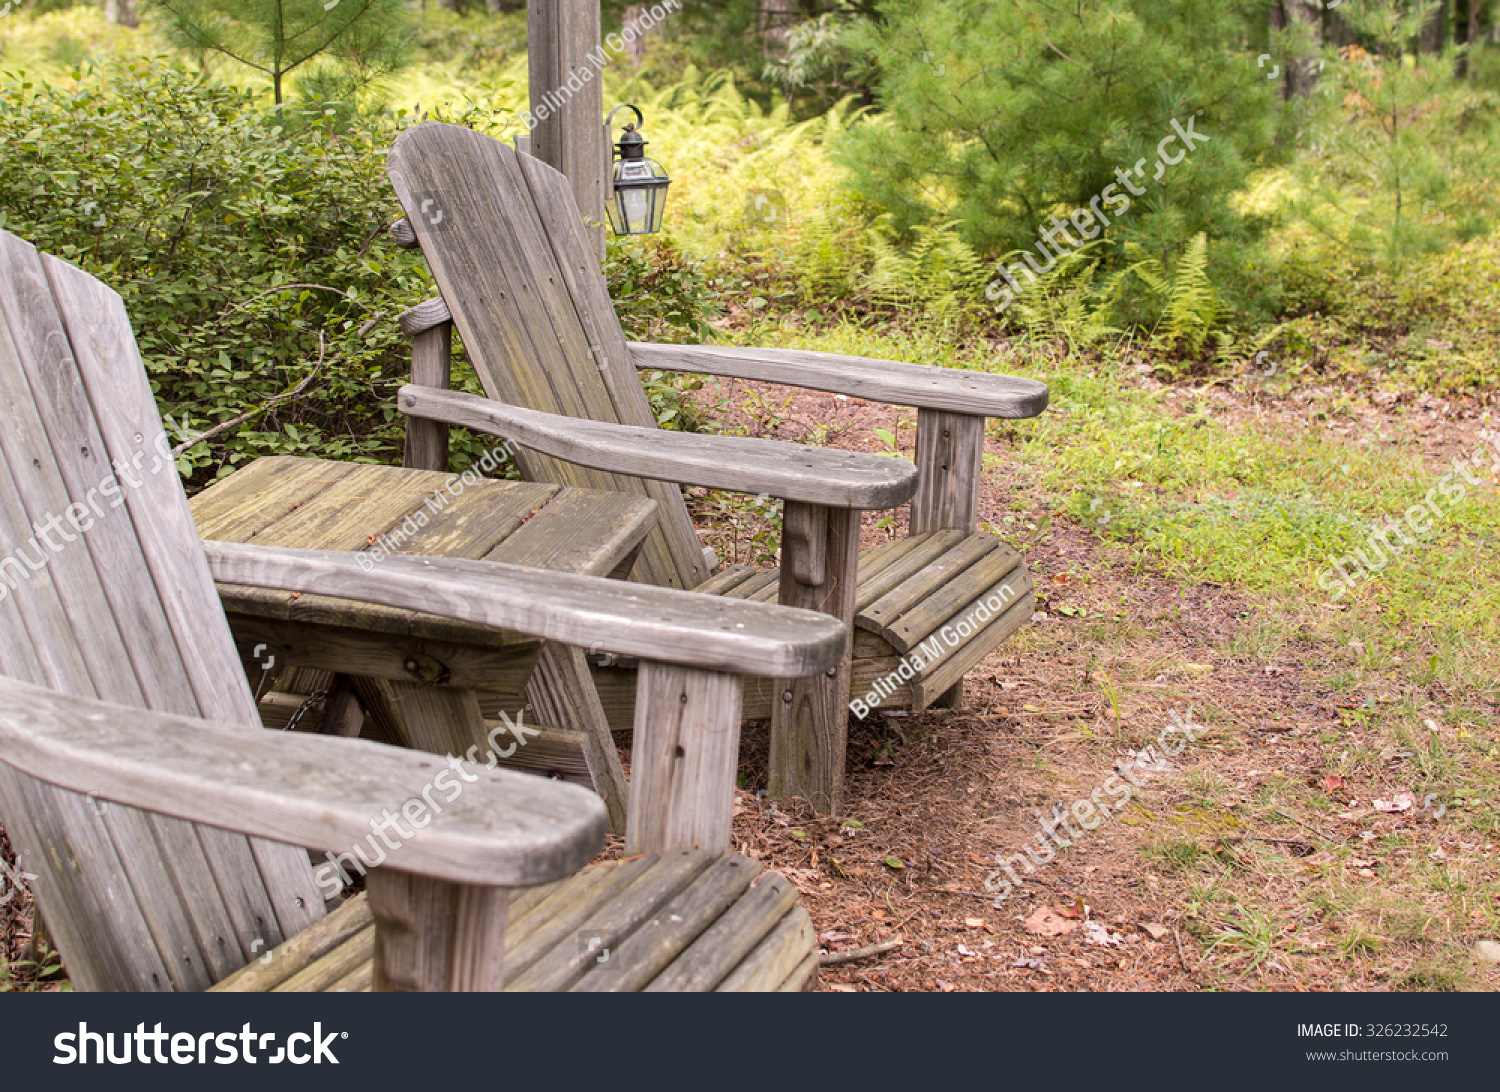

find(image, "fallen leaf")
[1024,906,1081,937]
[883,857,905,870]
[1082,921,1124,947]
[964,917,986,929]
[788,829,810,842]
[1348,857,1376,868]
[1141,923,1170,940]
[824,983,858,992]
[840,819,865,830]
[1373,791,1415,813]
[1319,774,1345,793]
[1011,957,1045,970]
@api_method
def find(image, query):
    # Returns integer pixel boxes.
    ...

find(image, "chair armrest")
[630,343,1050,419]
[397,385,917,510]
[203,541,847,679]
[0,676,604,888]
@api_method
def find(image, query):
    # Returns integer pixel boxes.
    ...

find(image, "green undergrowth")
[717,317,1500,699]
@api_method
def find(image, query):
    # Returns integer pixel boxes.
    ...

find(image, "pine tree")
[148,0,412,106]
[833,0,1277,324]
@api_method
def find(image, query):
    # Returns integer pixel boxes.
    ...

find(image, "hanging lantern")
[606,104,670,236]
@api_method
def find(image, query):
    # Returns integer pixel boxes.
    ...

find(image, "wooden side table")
[191,455,659,831]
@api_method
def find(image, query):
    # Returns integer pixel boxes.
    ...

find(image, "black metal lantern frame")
[605,104,670,236]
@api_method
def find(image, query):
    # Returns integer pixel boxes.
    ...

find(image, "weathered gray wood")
[503,857,656,975]
[881,549,1030,653]
[693,564,758,597]
[910,408,985,535]
[0,234,322,991]
[644,871,799,991]
[911,590,1035,709]
[0,675,607,888]
[397,296,453,337]
[627,663,743,855]
[400,385,918,510]
[571,854,762,991]
[505,850,713,991]
[782,501,827,586]
[385,681,490,755]
[205,542,847,681]
[526,642,629,834]
[274,926,375,992]
[854,530,968,613]
[390,217,418,248]
[721,569,781,601]
[858,535,999,638]
[403,321,452,473]
[630,342,1050,419]
[212,894,374,992]
[769,504,859,815]
[716,906,818,992]
[387,123,709,590]
[527,0,606,259]
[229,617,540,694]
[367,870,509,991]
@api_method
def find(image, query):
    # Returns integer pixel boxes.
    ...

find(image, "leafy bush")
[0,58,718,488]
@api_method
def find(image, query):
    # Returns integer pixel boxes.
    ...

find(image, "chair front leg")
[769,501,860,815]
[367,869,509,991]
[627,662,744,855]
[910,407,985,535]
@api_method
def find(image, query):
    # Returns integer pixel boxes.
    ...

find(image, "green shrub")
[0,59,719,487]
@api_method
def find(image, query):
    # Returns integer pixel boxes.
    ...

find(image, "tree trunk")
[620,4,650,65]
[1278,0,1322,99]
[104,0,138,27]
[1455,0,1480,75]
[439,0,463,10]
[488,0,526,10]
[760,0,798,61]
[1420,0,1448,52]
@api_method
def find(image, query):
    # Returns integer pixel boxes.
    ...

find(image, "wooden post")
[768,503,860,814]
[626,662,743,854]
[909,408,986,710]
[367,870,509,991]
[528,0,607,260]
[400,298,454,473]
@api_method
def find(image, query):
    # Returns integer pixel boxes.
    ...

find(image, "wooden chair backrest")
[0,231,323,991]
[388,122,709,589]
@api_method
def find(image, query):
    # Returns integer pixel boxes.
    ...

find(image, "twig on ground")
[1274,809,1341,844]
[819,938,902,967]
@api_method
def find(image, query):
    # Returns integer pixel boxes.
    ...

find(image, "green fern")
[865,218,986,319]
[1122,233,1218,353]
[1008,239,1121,352]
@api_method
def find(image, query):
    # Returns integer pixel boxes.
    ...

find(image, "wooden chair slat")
[0,234,323,990]
[388,124,708,589]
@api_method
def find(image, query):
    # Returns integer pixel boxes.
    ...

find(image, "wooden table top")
[191,456,658,646]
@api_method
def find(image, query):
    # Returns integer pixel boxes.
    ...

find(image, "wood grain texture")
[881,550,1030,653]
[0,675,607,888]
[400,384,918,510]
[404,323,452,473]
[212,894,374,992]
[911,590,1035,709]
[204,542,847,680]
[571,854,761,991]
[367,870,509,992]
[627,663,743,855]
[0,233,321,991]
[526,641,629,834]
[630,342,1050,419]
[768,504,860,815]
[644,871,799,992]
[387,123,708,589]
[857,535,999,638]
[390,217,418,248]
[397,296,453,337]
[526,0,606,259]
[715,906,817,992]
[910,408,985,535]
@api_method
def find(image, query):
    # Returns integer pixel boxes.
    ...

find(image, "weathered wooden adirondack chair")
[385,122,1050,813]
[0,229,845,991]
